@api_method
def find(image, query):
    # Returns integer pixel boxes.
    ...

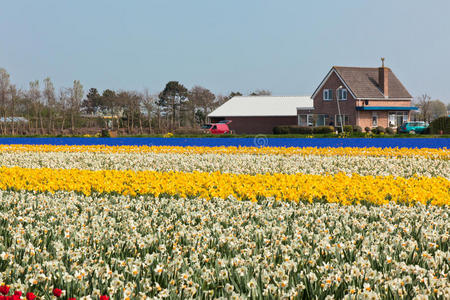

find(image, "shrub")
[371,126,385,134]
[376,126,385,134]
[101,129,110,137]
[364,127,371,133]
[273,126,289,134]
[273,126,314,134]
[353,125,363,133]
[174,127,204,135]
[313,126,334,134]
[288,126,313,134]
[385,127,394,135]
[429,116,450,134]
[343,125,353,133]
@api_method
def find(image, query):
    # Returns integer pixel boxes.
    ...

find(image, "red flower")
[52,288,62,297]
[0,285,10,295]
[26,292,36,300]
[12,295,21,300]
[13,292,21,297]
[68,298,76,300]
[99,296,109,300]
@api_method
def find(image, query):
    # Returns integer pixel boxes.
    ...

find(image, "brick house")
[298,63,416,129]
[208,96,313,134]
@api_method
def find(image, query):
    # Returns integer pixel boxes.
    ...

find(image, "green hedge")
[273,126,335,134]
[313,126,334,134]
[429,116,450,134]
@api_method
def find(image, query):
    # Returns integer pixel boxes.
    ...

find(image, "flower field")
[0,144,449,299]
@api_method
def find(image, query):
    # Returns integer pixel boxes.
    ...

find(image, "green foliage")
[364,127,371,133]
[101,129,111,137]
[385,127,395,135]
[273,126,315,134]
[372,126,385,134]
[352,125,363,133]
[313,126,334,134]
[343,125,353,133]
[82,88,102,114]
[429,116,450,134]
[158,81,188,107]
[273,126,289,134]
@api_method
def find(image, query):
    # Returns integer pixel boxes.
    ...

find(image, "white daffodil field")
[0,144,448,299]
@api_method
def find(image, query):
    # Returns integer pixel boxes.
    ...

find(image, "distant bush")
[313,126,334,134]
[364,127,371,133]
[343,125,353,133]
[429,116,450,134]
[174,127,204,135]
[273,126,289,134]
[372,126,385,134]
[273,126,313,134]
[101,129,110,137]
[288,126,313,134]
[353,126,363,133]
[385,127,394,135]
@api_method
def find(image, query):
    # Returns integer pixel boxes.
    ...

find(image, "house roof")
[208,96,313,117]
[313,66,412,99]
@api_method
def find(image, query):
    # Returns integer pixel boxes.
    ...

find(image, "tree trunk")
[71,111,75,133]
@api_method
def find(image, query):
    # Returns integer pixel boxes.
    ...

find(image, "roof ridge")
[333,66,380,69]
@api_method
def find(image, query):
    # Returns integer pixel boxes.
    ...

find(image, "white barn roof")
[208,96,313,117]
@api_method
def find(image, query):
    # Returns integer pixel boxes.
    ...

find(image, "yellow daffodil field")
[0,144,449,299]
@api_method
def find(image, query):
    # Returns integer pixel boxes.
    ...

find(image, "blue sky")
[1,0,449,103]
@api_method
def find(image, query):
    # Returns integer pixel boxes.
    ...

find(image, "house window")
[317,114,328,126]
[323,89,332,101]
[338,88,347,100]
[335,115,349,127]
[298,114,314,126]
[388,112,396,127]
[307,115,314,126]
[372,112,378,127]
[388,112,409,127]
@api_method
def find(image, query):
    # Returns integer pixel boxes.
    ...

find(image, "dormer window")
[323,89,333,101]
[338,88,347,100]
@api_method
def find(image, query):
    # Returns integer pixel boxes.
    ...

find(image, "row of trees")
[413,94,449,122]
[0,68,84,135]
[0,67,271,135]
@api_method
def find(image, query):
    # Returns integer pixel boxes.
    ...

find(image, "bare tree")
[43,77,56,133]
[0,68,10,134]
[414,94,432,122]
[250,89,271,96]
[8,85,19,135]
[28,80,41,134]
[57,88,69,132]
[189,86,215,126]
[69,80,83,132]
[142,89,156,133]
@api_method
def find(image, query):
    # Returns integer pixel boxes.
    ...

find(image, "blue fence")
[0,137,448,148]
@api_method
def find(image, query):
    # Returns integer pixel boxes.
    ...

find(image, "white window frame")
[317,114,328,126]
[323,89,332,101]
[372,112,378,127]
[338,88,347,101]
[388,112,396,127]
[307,114,314,126]
[388,111,409,127]
[298,114,312,126]
[335,114,349,127]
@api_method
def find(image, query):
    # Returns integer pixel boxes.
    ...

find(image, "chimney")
[378,57,389,97]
